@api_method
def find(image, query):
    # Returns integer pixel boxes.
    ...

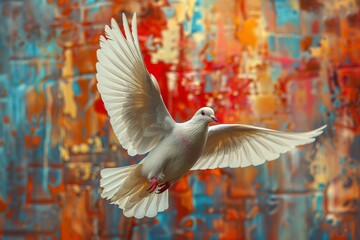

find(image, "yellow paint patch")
[62,49,74,77]
[59,79,77,119]
[60,146,70,161]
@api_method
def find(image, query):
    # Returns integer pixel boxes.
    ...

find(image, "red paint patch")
[94,98,107,115]
[0,198,7,212]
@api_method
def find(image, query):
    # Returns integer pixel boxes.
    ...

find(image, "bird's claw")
[147,178,158,193]
[156,182,170,194]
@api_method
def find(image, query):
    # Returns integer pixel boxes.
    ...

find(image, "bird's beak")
[210,115,218,123]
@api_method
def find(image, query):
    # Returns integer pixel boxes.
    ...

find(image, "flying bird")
[96,13,326,219]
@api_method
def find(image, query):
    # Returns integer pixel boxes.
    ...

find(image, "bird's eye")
[201,110,205,116]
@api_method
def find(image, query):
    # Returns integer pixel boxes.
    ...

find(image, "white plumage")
[96,13,326,219]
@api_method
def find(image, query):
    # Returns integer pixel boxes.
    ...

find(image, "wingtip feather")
[122,12,128,26]
[104,25,112,39]
[111,18,119,30]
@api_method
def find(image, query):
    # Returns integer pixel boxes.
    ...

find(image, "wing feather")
[96,13,175,156]
[191,124,326,170]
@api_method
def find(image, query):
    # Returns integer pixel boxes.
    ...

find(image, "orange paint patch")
[3,116,9,124]
[225,209,239,220]
[32,136,41,147]
[173,176,189,191]
[25,135,42,148]
[72,47,97,75]
[252,94,278,116]
[236,18,258,49]
[25,87,45,122]
[183,218,193,227]
[301,36,313,51]
[25,135,32,148]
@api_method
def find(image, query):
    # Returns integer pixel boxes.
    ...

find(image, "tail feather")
[123,190,169,218]
[100,164,137,199]
[99,164,169,219]
[101,166,134,186]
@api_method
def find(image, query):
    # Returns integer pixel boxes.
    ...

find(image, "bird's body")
[96,13,327,218]
[141,118,209,184]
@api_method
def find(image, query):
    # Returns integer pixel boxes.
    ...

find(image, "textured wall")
[0,0,359,239]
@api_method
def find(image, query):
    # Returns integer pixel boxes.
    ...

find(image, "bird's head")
[193,107,218,124]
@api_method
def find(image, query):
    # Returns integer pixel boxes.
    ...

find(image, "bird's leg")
[156,181,171,194]
[147,177,158,193]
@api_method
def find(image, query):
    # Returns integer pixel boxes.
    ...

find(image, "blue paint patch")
[275,0,300,27]
[280,122,289,130]
[315,194,323,209]
[281,37,301,59]
[248,213,266,240]
[191,0,204,34]
[46,40,57,54]
[323,85,328,93]
[205,74,213,93]
[72,80,81,96]
[268,35,276,52]
[312,36,321,47]
[270,64,282,82]
[209,234,219,240]
[0,148,7,199]
[333,99,341,107]
[148,214,175,239]
[206,52,213,61]
[318,183,325,190]
[25,41,40,58]
[10,61,37,86]
[301,51,313,60]
[333,86,340,95]
[191,12,204,33]
[293,61,300,68]
[162,5,175,18]
[349,135,360,161]
[339,157,346,165]
[319,105,326,112]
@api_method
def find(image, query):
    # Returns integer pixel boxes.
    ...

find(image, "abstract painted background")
[0,0,359,239]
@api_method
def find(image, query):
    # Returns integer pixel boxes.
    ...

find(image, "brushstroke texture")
[0,0,359,239]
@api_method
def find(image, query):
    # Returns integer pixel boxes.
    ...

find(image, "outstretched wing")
[191,124,326,170]
[96,13,175,156]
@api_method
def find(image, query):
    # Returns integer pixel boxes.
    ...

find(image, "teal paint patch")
[323,85,328,93]
[282,37,301,59]
[191,0,204,34]
[275,0,300,27]
[206,52,213,61]
[84,0,96,4]
[271,64,282,82]
[205,74,213,93]
[72,80,81,96]
[268,35,276,52]
[162,5,175,18]
[333,99,341,107]
[319,105,326,112]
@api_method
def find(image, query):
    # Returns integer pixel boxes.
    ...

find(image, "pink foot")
[147,178,158,193]
[156,182,171,194]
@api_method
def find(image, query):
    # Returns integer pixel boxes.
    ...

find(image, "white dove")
[96,13,326,219]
